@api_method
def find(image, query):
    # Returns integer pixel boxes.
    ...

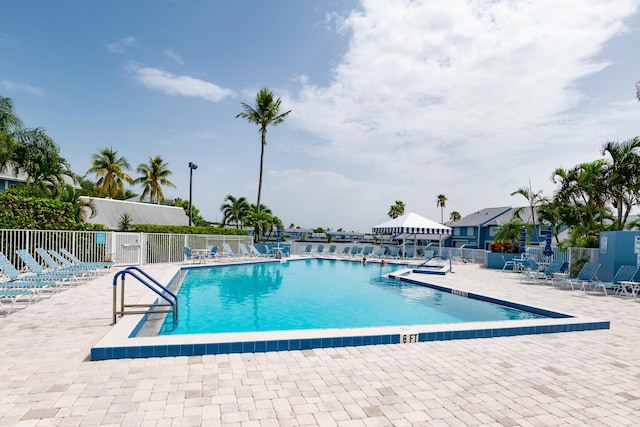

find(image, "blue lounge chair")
[585,265,638,295]
[59,248,114,268]
[556,262,601,290]
[0,252,60,294]
[249,244,269,257]
[404,247,415,260]
[372,247,387,258]
[387,247,400,259]
[222,243,238,258]
[341,246,351,256]
[12,250,79,282]
[362,246,373,257]
[48,249,110,273]
[238,243,251,257]
[0,289,35,314]
[350,246,361,256]
[36,248,101,275]
[315,244,325,255]
[303,244,313,256]
[327,245,337,256]
[521,260,567,284]
[183,247,203,264]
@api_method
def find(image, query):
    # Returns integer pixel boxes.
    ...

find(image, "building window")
[467,227,475,236]
[489,226,498,237]
[454,228,461,236]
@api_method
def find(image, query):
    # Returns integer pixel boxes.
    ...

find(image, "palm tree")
[449,211,461,222]
[220,195,251,228]
[387,200,405,218]
[58,184,96,222]
[510,185,546,243]
[436,194,447,223]
[601,138,640,230]
[236,87,292,212]
[132,155,176,204]
[247,205,275,242]
[86,147,133,199]
[11,127,75,192]
[0,96,22,167]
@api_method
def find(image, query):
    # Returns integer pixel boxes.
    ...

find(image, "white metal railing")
[0,229,253,267]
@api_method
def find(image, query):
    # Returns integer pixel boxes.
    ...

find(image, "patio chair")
[404,247,415,260]
[362,246,373,257]
[585,265,638,296]
[555,262,601,290]
[341,246,351,257]
[36,248,101,275]
[0,251,68,288]
[350,246,361,256]
[502,255,516,271]
[249,244,269,257]
[521,260,567,285]
[315,244,325,255]
[183,247,203,264]
[222,243,239,258]
[386,247,400,259]
[371,246,387,259]
[303,244,313,255]
[327,245,337,256]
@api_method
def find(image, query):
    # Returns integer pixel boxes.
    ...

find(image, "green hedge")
[0,193,105,231]
[129,224,248,235]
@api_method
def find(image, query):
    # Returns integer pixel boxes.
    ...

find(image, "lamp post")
[188,162,198,226]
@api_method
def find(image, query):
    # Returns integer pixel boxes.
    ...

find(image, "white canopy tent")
[372,212,452,257]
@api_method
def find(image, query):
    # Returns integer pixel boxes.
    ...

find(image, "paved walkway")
[1,262,639,426]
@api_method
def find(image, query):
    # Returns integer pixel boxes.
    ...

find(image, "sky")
[2,0,640,232]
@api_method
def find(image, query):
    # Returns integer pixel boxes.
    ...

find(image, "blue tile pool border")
[91,261,611,361]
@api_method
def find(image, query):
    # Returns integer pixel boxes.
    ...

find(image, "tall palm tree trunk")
[257,128,266,212]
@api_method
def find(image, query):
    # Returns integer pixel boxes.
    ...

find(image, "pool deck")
[1,261,640,426]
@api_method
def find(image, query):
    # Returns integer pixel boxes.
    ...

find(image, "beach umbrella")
[543,225,554,258]
[519,227,527,254]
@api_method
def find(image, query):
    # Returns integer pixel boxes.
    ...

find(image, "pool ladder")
[112,266,178,326]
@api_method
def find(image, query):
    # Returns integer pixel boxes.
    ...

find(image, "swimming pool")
[90,259,610,360]
[159,259,544,335]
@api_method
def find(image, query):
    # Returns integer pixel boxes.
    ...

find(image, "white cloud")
[0,80,44,96]
[280,0,640,224]
[128,63,234,102]
[106,36,136,53]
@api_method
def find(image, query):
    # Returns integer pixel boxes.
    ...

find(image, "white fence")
[0,229,252,268]
[0,229,599,272]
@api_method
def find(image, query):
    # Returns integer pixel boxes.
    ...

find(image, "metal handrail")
[112,266,178,325]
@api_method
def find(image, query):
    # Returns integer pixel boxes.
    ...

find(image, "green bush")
[129,224,248,235]
[0,193,106,230]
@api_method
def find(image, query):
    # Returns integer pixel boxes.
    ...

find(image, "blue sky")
[2,0,640,231]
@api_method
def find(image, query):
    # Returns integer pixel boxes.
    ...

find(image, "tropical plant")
[11,128,75,192]
[220,194,251,228]
[436,194,447,223]
[247,207,277,242]
[236,87,291,212]
[0,96,22,167]
[601,137,640,230]
[118,212,133,231]
[86,147,133,199]
[132,155,176,204]
[387,200,405,218]
[57,184,96,222]
[449,211,461,222]
[493,219,529,243]
[168,198,207,226]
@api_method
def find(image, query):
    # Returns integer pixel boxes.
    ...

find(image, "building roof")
[447,207,511,227]
[80,197,189,230]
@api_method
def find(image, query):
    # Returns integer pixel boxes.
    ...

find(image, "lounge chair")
[238,243,251,257]
[36,248,101,275]
[386,247,400,259]
[327,245,337,256]
[341,246,351,257]
[585,265,638,295]
[15,250,83,281]
[555,262,601,290]
[48,249,111,273]
[59,248,114,268]
[249,244,269,257]
[0,289,35,314]
[371,246,387,259]
[502,255,516,271]
[362,246,373,257]
[303,244,313,256]
[350,246,361,257]
[222,243,238,258]
[521,260,567,285]
[315,244,325,255]
[183,247,203,264]
[0,251,66,289]
[404,247,415,260]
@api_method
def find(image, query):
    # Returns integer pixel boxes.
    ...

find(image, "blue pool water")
[159,259,545,335]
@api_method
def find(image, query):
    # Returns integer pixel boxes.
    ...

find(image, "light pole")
[188,162,198,226]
